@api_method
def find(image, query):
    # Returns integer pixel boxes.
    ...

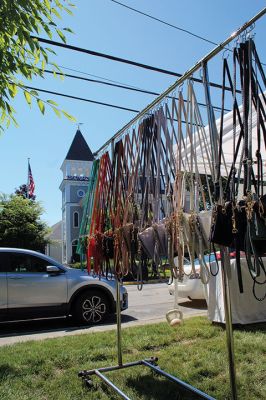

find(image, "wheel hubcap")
[82,296,106,323]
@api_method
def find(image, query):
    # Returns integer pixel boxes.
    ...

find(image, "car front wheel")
[74,290,109,325]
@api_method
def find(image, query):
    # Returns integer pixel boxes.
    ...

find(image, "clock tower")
[60,129,94,263]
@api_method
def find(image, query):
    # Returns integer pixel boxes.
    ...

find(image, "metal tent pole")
[110,136,123,367]
[220,247,238,400]
[116,279,123,366]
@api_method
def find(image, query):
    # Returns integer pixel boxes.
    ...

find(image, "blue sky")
[1,0,265,226]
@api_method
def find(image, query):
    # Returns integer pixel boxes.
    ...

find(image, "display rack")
[78,7,266,399]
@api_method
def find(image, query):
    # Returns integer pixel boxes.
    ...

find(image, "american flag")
[28,161,35,198]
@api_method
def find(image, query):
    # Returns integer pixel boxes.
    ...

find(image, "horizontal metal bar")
[94,370,132,400]
[79,359,144,376]
[142,360,216,400]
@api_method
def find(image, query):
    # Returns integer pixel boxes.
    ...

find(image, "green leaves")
[35,96,76,122]
[50,106,77,123]
[37,99,45,114]
[0,195,51,250]
[62,110,76,122]
[24,91,32,106]
[47,99,58,106]
[29,89,39,97]
[44,0,51,11]
[0,0,75,132]
[56,28,66,43]
[51,7,61,19]
[63,27,74,33]
[52,107,61,118]
[17,85,76,123]
[8,83,18,98]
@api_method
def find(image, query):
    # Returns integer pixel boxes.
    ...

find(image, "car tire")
[74,290,109,325]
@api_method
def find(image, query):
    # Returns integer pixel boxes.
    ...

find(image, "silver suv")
[0,248,128,324]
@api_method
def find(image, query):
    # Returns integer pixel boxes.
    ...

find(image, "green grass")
[0,317,265,400]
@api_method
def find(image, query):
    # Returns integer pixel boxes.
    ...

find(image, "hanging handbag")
[210,203,234,247]
[121,223,134,252]
[248,195,266,255]
[245,195,266,279]
[138,225,155,259]
[153,220,168,257]
[138,219,168,260]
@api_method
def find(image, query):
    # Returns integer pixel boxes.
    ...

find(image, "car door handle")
[9,276,24,279]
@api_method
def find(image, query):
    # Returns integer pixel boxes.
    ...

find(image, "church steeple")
[65,129,94,161]
[60,128,94,264]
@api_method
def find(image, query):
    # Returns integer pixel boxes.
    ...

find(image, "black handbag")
[245,195,266,280]
[249,195,266,255]
[210,203,234,247]
[234,200,247,252]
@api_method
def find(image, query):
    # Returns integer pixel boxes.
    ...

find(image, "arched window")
[73,211,79,228]
[71,239,80,263]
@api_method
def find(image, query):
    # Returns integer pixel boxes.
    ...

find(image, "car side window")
[0,253,10,273]
[9,254,49,273]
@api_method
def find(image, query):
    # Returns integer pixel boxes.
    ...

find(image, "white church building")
[46,129,94,264]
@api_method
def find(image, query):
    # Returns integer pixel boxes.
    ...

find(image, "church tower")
[60,129,94,263]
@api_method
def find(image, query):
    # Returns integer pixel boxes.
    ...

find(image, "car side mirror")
[46,265,61,273]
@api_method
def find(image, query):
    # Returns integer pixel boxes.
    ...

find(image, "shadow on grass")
[234,322,266,333]
[179,299,207,310]
[125,373,210,400]
[212,321,266,333]
[0,364,19,380]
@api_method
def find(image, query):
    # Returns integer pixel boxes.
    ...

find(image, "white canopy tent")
[178,93,266,181]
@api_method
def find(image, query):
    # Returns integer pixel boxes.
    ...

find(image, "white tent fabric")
[206,258,266,324]
[178,94,266,180]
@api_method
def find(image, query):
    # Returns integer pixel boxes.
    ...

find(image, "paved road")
[0,283,207,347]
[126,282,207,320]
